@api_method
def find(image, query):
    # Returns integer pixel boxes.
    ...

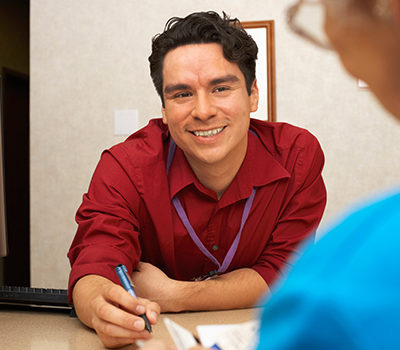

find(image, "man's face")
[161,43,259,171]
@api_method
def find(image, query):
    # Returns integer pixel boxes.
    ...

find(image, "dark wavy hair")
[149,11,258,106]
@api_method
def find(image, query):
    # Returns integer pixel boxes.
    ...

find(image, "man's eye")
[174,92,191,98]
[214,86,229,93]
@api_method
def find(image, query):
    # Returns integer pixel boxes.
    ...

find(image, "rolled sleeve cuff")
[67,245,138,304]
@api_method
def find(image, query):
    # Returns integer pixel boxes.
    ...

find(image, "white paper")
[196,323,239,348]
[163,317,259,350]
[209,320,259,350]
[163,318,198,350]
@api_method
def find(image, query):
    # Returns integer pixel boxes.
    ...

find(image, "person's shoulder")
[274,188,400,290]
[333,188,400,228]
[250,119,321,153]
[108,118,169,166]
[316,187,400,257]
[347,188,400,225]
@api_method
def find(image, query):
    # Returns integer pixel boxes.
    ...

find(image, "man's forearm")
[163,268,269,312]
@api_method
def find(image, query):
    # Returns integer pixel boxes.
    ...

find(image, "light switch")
[114,109,139,135]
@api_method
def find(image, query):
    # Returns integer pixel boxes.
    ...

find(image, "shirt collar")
[218,131,290,207]
[168,143,211,200]
[167,130,290,204]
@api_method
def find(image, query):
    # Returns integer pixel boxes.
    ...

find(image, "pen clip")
[116,264,135,288]
[121,264,136,287]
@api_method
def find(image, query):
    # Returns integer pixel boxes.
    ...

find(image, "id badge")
[193,269,219,281]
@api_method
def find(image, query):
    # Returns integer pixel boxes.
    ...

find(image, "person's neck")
[370,68,400,121]
[186,145,248,200]
[377,88,400,120]
[369,32,400,120]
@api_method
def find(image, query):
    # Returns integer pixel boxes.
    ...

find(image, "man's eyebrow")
[164,83,190,95]
[210,74,240,86]
[163,75,240,95]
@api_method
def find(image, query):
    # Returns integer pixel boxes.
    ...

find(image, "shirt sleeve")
[67,149,143,301]
[252,131,327,286]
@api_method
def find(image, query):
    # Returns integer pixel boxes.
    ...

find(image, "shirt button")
[212,244,219,251]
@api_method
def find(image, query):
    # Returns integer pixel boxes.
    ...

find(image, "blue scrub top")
[256,189,400,350]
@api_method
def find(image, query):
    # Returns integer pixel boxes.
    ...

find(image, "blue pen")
[115,264,152,333]
[210,345,222,350]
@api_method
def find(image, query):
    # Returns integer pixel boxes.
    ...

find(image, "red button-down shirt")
[68,118,326,297]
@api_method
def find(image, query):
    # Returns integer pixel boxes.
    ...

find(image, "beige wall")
[31,0,400,288]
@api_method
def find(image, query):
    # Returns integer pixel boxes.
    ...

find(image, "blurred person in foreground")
[143,0,400,349]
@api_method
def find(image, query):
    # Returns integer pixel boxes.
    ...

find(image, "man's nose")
[192,92,216,120]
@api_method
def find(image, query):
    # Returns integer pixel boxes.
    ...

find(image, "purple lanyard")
[166,139,256,273]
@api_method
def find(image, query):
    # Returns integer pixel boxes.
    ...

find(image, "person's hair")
[148,11,258,106]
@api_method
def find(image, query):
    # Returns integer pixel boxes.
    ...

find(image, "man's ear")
[161,108,168,124]
[250,78,259,113]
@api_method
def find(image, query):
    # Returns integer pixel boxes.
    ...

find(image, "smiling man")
[161,43,257,198]
[68,11,326,348]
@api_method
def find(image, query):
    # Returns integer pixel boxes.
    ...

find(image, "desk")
[0,307,259,349]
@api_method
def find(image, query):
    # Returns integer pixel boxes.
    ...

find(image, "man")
[68,11,326,348]
[142,1,400,349]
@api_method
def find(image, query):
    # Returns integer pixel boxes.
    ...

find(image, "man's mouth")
[191,126,225,137]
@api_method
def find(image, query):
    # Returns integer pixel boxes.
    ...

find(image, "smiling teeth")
[193,127,224,137]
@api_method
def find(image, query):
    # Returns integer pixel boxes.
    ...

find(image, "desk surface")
[0,307,259,349]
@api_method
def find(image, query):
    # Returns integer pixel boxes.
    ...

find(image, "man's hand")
[132,262,268,312]
[72,274,160,349]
